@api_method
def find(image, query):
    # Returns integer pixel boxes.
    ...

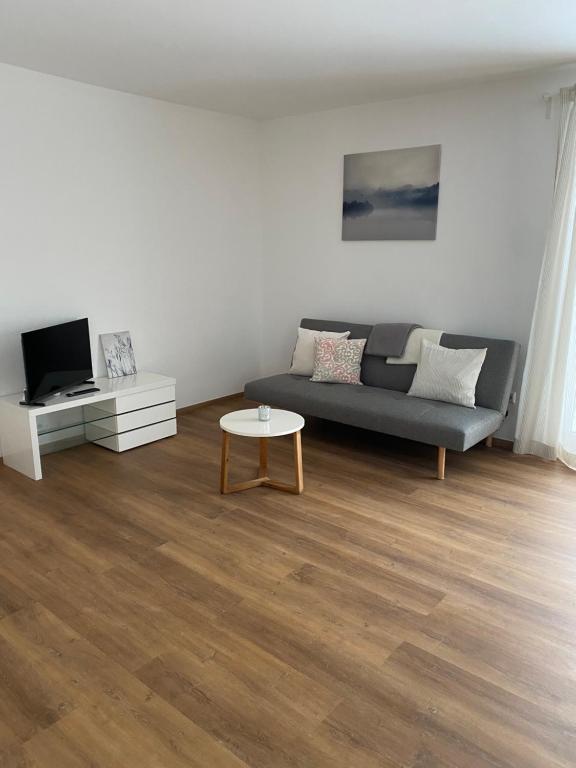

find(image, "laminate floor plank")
[0,395,574,767]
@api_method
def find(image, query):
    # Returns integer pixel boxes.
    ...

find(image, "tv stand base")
[1,372,176,480]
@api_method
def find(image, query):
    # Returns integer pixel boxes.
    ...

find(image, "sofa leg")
[437,446,446,480]
[485,435,493,448]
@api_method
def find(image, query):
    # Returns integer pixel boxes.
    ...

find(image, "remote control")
[66,387,101,397]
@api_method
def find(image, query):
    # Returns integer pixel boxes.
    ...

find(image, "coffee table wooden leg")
[293,430,304,494]
[220,430,230,494]
[220,429,303,495]
[262,431,304,494]
[258,437,269,479]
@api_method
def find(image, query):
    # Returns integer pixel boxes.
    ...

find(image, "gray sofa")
[244,318,520,479]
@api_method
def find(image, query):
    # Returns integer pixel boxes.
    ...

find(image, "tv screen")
[21,318,93,404]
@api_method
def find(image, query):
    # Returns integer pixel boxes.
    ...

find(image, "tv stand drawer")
[92,385,175,415]
[90,418,177,452]
[85,401,176,438]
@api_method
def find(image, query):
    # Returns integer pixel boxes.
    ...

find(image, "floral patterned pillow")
[311,337,367,384]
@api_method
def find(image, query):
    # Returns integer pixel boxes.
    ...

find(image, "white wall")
[0,63,263,408]
[259,65,576,437]
[2,61,575,441]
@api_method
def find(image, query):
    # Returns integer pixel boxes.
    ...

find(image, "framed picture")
[100,331,137,378]
[342,144,441,241]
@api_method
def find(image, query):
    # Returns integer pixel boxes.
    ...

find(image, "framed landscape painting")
[342,144,441,240]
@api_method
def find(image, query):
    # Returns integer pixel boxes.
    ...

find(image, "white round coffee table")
[219,408,305,495]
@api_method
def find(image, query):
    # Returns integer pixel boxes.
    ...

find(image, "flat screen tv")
[21,318,93,404]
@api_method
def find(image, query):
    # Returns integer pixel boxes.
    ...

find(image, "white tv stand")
[0,372,176,480]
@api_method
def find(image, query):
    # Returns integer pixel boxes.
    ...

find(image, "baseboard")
[493,437,513,451]
[177,392,243,414]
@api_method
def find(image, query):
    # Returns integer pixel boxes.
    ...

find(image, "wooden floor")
[1,396,576,767]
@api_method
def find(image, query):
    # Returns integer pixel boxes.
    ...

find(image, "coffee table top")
[220,408,304,437]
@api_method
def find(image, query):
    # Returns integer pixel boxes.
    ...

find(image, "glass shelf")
[36,405,112,437]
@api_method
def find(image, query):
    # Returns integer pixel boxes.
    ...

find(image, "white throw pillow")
[407,340,487,408]
[289,327,350,376]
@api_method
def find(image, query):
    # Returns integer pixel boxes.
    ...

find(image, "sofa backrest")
[300,318,520,414]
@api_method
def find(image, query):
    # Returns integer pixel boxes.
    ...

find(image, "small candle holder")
[258,404,271,422]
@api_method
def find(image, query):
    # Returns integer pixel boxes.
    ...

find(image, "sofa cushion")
[301,318,373,341]
[311,337,367,384]
[440,333,519,414]
[289,327,350,376]
[300,320,520,413]
[244,374,503,452]
[407,340,487,408]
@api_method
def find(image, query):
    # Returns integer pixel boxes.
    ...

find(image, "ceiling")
[0,0,574,119]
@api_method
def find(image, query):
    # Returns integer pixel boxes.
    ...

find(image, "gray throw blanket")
[365,323,421,358]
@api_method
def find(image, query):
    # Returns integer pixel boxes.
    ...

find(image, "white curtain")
[515,86,576,469]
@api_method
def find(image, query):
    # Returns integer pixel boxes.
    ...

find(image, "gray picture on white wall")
[342,144,441,241]
[100,331,137,378]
